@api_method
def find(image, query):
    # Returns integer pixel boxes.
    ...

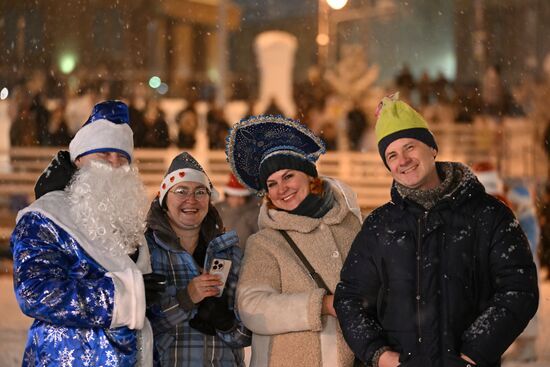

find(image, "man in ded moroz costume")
[11,100,161,367]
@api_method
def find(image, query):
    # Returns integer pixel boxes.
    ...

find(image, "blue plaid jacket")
[145,201,251,366]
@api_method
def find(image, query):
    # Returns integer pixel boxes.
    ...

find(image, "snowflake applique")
[37,227,57,244]
[44,325,69,347]
[57,347,75,367]
[54,309,70,319]
[94,290,110,310]
[105,350,119,367]
[80,349,95,367]
[25,265,45,281]
[73,329,95,344]
[92,316,105,327]
[14,223,30,240]
[99,335,110,349]
[17,250,32,263]
[23,349,36,367]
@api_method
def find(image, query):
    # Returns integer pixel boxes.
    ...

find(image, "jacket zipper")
[416,211,428,344]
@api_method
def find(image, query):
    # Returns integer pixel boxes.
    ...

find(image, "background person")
[215,173,260,250]
[145,152,251,366]
[226,115,362,366]
[334,95,538,367]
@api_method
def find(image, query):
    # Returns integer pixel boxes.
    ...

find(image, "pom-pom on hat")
[375,93,438,168]
[158,152,219,205]
[224,173,252,197]
[69,100,134,163]
[225,115,326,194]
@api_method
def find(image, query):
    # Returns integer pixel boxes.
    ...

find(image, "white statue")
[254,31,297,117]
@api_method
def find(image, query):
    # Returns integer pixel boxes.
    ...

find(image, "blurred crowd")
[7,61,550,155]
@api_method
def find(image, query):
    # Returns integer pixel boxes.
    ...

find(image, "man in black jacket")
[334,94,539,367]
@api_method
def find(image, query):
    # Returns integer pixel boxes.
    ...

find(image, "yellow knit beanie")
[374,93,437,168]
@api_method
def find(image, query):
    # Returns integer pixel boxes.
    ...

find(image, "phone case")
[209,258,232,297]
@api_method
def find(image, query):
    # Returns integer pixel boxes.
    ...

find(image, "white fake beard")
[66,160,149,257]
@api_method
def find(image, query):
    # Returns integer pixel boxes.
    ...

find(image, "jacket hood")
[146,198,181,251]
[258,178,361,233]
[390,161,486,210]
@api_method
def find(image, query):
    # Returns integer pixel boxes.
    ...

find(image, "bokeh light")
[0,87,8,100]
[149,76,161,89]
[316,33,329,46]
[59,52,77,74]
[157,82,169,95]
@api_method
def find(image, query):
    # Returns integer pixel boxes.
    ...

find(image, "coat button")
[332,251,339,258]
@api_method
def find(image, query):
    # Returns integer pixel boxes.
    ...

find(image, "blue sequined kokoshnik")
[225,115,326,193]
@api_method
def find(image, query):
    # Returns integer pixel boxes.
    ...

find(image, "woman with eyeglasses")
[145,152,251,366]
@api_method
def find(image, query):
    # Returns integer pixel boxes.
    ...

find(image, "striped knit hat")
[374,93,437,168]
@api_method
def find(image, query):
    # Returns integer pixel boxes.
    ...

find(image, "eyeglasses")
[169,186,210,201]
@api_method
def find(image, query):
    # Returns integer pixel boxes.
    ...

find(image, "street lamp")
[327,0,348,10]
[317,0,349,67]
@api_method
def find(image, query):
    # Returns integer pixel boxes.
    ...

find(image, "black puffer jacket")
[334,163,538,367]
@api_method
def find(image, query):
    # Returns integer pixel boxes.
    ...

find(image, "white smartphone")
[209,258,232,297]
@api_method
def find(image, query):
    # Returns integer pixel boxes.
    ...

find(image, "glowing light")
[157,82,168,95]
[59,52,77,74]
[316,33,329,46]
[327,0,348,10]
[0,87,8,100]
[149,76,161,89]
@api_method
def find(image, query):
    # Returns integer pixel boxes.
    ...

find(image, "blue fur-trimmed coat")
[11,191,153,367]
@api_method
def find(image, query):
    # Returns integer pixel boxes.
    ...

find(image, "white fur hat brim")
[224,186,252,197]
[159,168,220,204]
[69,119,134,162]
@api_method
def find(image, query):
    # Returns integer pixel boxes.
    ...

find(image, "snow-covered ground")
[0,261,548,367]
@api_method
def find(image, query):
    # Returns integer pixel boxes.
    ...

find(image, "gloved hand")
[189,294,236,334]
[200,295,236,331]
[143,273,167,305]
[34,150,76,199]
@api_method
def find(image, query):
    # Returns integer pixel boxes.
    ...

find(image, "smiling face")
[266,169,311,211]
[165,181,210,233]
[385,137,440,190]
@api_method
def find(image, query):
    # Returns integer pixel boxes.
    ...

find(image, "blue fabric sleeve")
[11,212,116,328]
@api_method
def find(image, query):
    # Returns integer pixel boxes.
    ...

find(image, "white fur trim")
[17,191,150,329]
[69,119,134,162]
[107,268,146,329]
[224,186,252,197]
[159,168,219,203]
[320,316,338,366]
[139,320,154,367]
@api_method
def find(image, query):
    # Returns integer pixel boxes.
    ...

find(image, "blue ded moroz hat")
[69,100,134,162]
[225,115,326,194]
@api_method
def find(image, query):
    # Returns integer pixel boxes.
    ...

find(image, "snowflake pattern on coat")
[11,212,139,367]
